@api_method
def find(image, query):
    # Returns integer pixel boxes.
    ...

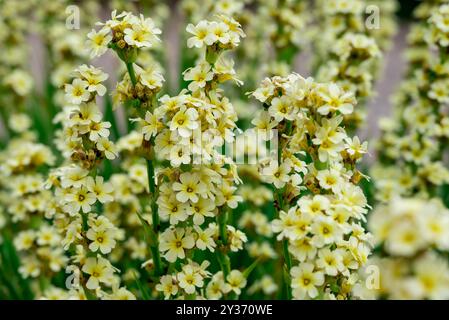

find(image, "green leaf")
[103,94,120,141]
[84,287,98,300]
[135,211,157,248]
[133,271,151,300]
[243,257,262,278]
[0,234,33,299]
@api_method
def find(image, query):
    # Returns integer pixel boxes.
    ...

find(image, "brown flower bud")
[351,171,362,184]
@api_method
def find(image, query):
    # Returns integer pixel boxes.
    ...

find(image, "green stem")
[217,208,228,245]
[282,239,292,300]
[146,159,159,228]
[216,207,231,279]
[45,79,58,126]
[275,187,292,300]
[216,250,231,280]
[283,239,292,271]
[124,60,163,277]
[126,62,137,87]
[146,159,163,277]
[150,246,163,277]
[81,212,89,232]
[104,94,120,141]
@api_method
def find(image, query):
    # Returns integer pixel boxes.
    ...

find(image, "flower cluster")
[370,198,449,257]
[43,62,133,299]
[155,261,247,300]
[87,10,162,59]
[367,2,449,301]
[259,0,310,71]
[14,224,67,279]
[251,73,371,299]
[34,0,99,106]
[180,0,308,96]
[62,65,117,163]
[361,198,449,299]
[1,141,55,222]
[366,0,399,51]
[374,3,449,201]
[80,10,172,299]
[179,0,244,90]
[86,10,165,126]
[186,15,244,50]
[401,0,447,69]
[0,93,57,289]
[89,10,250,299]
[0,0,35,135]
[141,15,249,299]
[0,138,56,290]
[313,0,383,131]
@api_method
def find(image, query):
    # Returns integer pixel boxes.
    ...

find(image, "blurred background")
[1,0,424,144]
